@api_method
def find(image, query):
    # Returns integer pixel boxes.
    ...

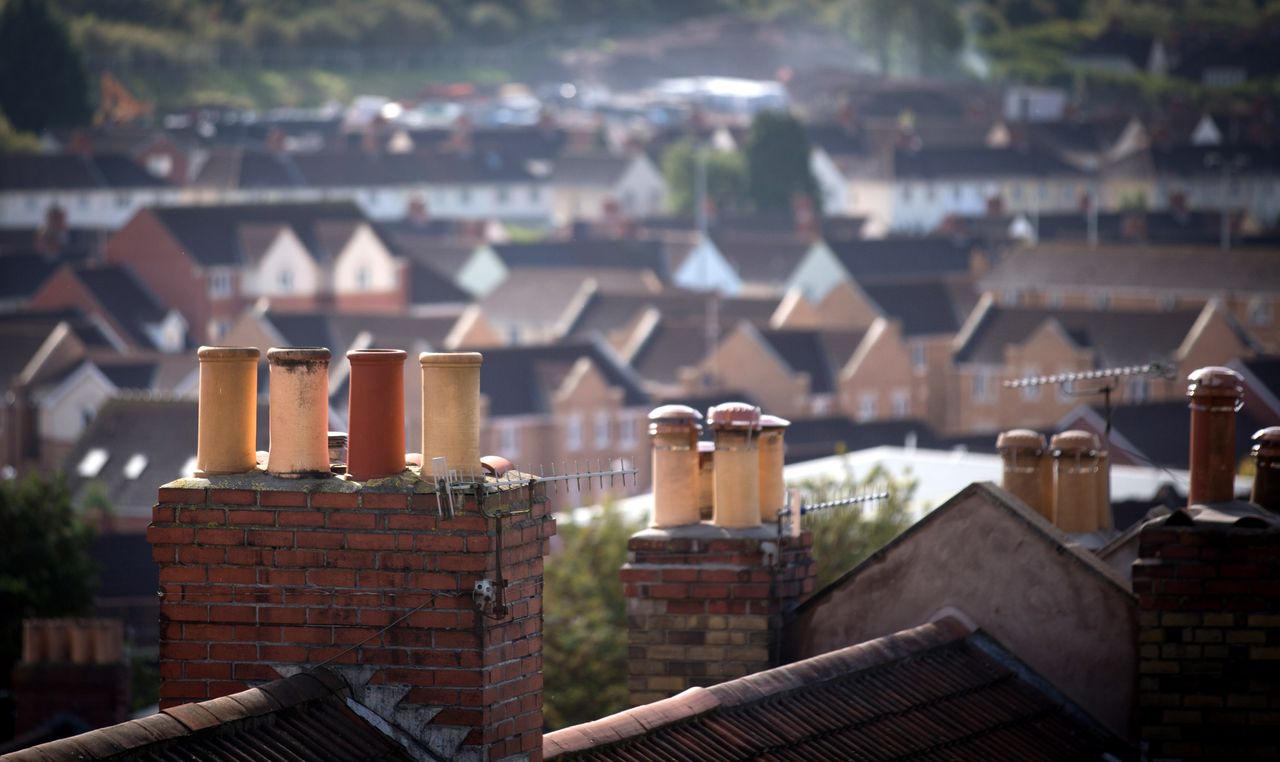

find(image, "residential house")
[1230,355,1280,421]
[29,263,187,353]
[787,235,980,308]
[105,202,410,343]
[548,153,668,224]
[947,297,1254,433]
[0,153,174,229]
[1105,143,1280,225]
[0,251,60,312]
[477,267,662,345]
[455,238,670,297]
[978,245,1280,352]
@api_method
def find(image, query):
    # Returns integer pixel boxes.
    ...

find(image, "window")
[146,154,173,178]
[1046,290,1064,308]
[1091,292,1110,309]
[924,184,935,202]
[209,270,233,299]
[1056,370,1073,402]
[278,269,294,292]
[1021,367,1040,401]
[77,448,109,478]
[115,193,131,209]
[910,343,926,371]
[1158,293,1177,312]
[1001,289,1020,306]
[565,414,583,452]
[498,423,520,458]
[594,411,610,448]
[857,392,877,422]
[123,453,148,480]
[901,184,913,202]
[1249,297,1273,327]
[617,415,637,449]
[890,389,910,419]
[1126,377,1150,403]
[972,371,992,403]
[951,184,961,201]
[496,187,509,205]
[355,266,370,290]
[208,319,229,341]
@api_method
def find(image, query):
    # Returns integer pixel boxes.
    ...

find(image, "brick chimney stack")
[622,404,814,707]
[149,346,552,761]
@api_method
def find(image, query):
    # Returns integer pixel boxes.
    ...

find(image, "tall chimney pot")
[194,346,260,476]
[346,349,407,480]
[707,402,761,528]
[266,348,332,478]
[996,429,1052,520]
[648,405,703,527]
[1186,366,1244,505]
[419,352,484,475]
[758,414,791,522]
[1050,430,1104,533]
[1251,426,1280,512]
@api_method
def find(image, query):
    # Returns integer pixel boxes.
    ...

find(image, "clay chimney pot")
[758,414,790,522]
[1186,366,1245,505]
[420,352,483,475]
[346,349,408,481]
[195,346,260,476]
[266,348,332,478]
[708,402,762,528]
[1050,430,1104,533]
[648,405,703,527]
[996,429,1053,521]
[1251,426,1280,513]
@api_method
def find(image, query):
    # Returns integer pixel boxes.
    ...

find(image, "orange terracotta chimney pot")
[346,349,407,480]
[266,348,332,478]
[195,346,260,476]
[1186,366,1244,505]
[419,352,483,475]
[996,429,1053,521]
[707,402,761,529]
[648,405,703,528]
[757,414,791,522]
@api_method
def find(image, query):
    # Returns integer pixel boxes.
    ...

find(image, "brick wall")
[148,478,554,762]
[1133,519,1280,760]
[622,526,815,706]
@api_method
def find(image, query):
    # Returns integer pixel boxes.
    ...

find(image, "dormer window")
[209,270,233,299]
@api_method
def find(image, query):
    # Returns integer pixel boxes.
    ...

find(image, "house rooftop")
[0,153,167,191]
[826,237,974,283]
[860,277,978,337]
[544,618,1127,759]
[980,245,1280,295]
[894,146,1084,179]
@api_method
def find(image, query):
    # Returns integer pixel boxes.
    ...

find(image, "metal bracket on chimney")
[472,579,497,616]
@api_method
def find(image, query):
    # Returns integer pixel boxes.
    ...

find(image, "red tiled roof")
[5,669,412,761]
[544,618,1128,760]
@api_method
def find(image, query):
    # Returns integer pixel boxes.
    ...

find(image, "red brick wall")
[148,480,554,761]
[622,528,815,706]
[1133,521,1280,760]
[105,211,219,343]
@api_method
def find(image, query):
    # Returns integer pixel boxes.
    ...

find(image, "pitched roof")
[0,153,167,191]
[710,234,812,286]
[544,618,1127,760]
[953,304,1203,366]
[979,246,1280,295]
[827,237,974,282]
[193,149,538,189]
[783,416,944,463]
[894,147,1084,179]
[71,264,172,349]
[490,240,670,280]
[479,268,657,328]
[1073,400,1276,471]
[147,202,373,267]
[407,259,470,306]
[757,328,865,394]
[1146,144,1280,177]
[0,252,59,303]
[551,154,633,186]
[261,310,462,355]
[462,341,649,417]
[5,669,412,761]
[860,277,978,337]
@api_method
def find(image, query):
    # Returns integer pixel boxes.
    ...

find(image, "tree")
[791,463,917,591]
[0,471,98,721]
[0,0,92,133]
[825,0,964,78]
[542,502,643,730]
[745,110,819,213]
[0,110,39,152]
[660,138,749,216]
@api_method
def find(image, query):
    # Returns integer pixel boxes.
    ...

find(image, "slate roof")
[480,268,658,329]
[0,252,59,303]
[147,202,374,267]
[979,246,1280,295]
[461,341,649,417]
[72,264,171,349]
[953,305,1204,366]
[552,154,632,186]
[4,669,412,761]
[261,310,461,355]
[491,240,671,280]
[89,533,158,601]
[827,237,974,282]
[710,234,812,286]
[1146,144,1280,178]
[783,416,945,463]
[895,147,1084,179]
[0,310,115,390]
[192,149,537,189]
[0,153,167,191]
[757,328,865,394]
[407,259,471,306]
[1079,400,1276,471]
[1239,356,1280,402]
[806,123,868,156]
[568,290,777,343]
[382,230,478,279]
[959,211,1226,245]
[860,277,978,337]
[544,618,1128,760]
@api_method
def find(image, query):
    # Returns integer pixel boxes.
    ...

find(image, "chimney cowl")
[1254,426,1280,459]
[648,404,702,434]
[707,401,760,430]
[1186,366,1244,405]
[481,455,513,476]
[997,428,1046,453]
[1050,430,1100,455]
[759,414,791,429]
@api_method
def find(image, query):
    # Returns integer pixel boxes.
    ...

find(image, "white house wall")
[810,149,848,214]
[38,364,117,444]
[672,235,742,295]
[0,188,180,229]
[333,224,399,294]
[615,156,669,218]
[244,228,321,298]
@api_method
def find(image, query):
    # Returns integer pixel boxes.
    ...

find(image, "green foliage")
[0,0,91,132]
[824,0,964,77]
[542,503,644,730]
[745,110,818,213]
[790,464,917,592]
[0,110,39,152]
[0,471,98,689]
[660,139,749,216]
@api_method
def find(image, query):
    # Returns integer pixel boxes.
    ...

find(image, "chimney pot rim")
[1186,366,1244,399]
[267,347,331,365]
[707,401,761,429]
[1050,429,1101,454]
[346,348,407,365]
[648,404,703,425]
[198,345,260,362]
[997,428,1046,451]
[419,351,484,367]
[759,413,791,429]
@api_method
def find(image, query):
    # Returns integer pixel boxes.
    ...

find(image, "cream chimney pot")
[266,348,332,478]
[757,414,791,522]
[1050,430,1104,533]
[420,352,484,474]
[647,405,703,527]
[697,441,715,520]
[708,402,762,529]
[996,429,1052,521]
[195,346,260,476]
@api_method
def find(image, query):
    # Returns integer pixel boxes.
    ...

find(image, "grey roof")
[0,252,59,302]
[894,147,1084,179]
[72,264,171,349]
[407,259,470,306]
[0,310,115,390]
[860,277,978,337]
[551,154,632,186]
[490,240,670,280]
[710,233,812,285]
[979,246,1280,295]
[147,202,375,267]
[568,290,777,340]
[828,237,974,282]
[0,153,167,191]
[479,268,656,328]
[192,149,537,189]
[262,310,460,354]
[757,328,865,394]
[460,341,649,417]
[953,305,1204,366]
